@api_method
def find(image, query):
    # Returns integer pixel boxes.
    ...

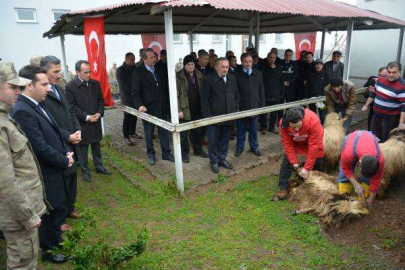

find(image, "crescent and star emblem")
[88,31,100,72]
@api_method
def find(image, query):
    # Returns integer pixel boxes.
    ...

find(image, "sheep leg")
[293,208,313,215]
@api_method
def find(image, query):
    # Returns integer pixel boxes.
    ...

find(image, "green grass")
[1,141,380,270]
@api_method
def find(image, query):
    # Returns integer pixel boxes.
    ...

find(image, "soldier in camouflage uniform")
[0,63,48,269]
[108,62,119,99]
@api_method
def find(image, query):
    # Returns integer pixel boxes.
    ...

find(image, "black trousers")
[122,112,138,138]
[79,142,103,172]
[260,101,283,131]
[64,172,77,216]
[180,118,203,155]
[39,205,65,251]
[207,125,231,164]
[143,120,171,158]
[367,102,374,131]
[278,154,323,191]
[370,114,399,143]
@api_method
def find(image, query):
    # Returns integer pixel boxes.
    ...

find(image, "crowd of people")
[0,43,404,269]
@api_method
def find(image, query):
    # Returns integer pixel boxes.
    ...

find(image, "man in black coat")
[259,52,285,134]
[132,48,174,165]
[40,56,81,231]
[305,59,330,124]
[280,49,298,102]
[12,65,73,263]
[234,53,265,157]
[65,60,111,182]
[201,57,240,173]
[296,51,315,101]
[324,50,344,80]
[116,52,142,146]
[195,50,214,76]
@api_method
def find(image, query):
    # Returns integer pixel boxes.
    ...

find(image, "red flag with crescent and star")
[141,34,167,57]
[294,32,317,60]
[84,17,114,106]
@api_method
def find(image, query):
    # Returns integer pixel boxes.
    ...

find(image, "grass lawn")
[1,141,383,270]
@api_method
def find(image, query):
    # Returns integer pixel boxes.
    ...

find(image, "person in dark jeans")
[277,107,324,199]
[259,51,285,134]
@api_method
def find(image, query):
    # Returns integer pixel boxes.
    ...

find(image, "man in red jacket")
[277,107,324,199]
[338,130,384,205]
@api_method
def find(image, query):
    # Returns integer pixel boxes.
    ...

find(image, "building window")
[212,34,222,43]
[52,9,70,22]
[15,8,37,23]
[187,34,198,43]
[275,33,282,43]
[259,34,266,43]
[173,34,182,43]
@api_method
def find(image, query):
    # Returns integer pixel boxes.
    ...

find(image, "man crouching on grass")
[277,107,324,200]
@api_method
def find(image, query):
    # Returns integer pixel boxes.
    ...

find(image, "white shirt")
[217,72,227,83]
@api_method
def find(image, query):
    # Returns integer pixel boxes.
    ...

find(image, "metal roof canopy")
[44,0,405,38]
[44,0,405,194]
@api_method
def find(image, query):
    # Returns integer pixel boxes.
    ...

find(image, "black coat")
[12,95,69,208]
[234,66,265,111]
[43,85,81,176]
[65,77,105,145]
[201,72,240,125]
[260,63,285,102]
[116,62,135,107]
[305,70,330,98]
[132,64,169,119]
[280,60,298,87]
[195,63,214,76]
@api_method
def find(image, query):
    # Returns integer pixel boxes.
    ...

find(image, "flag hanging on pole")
[141,34,167,58]
[84,17,114,106]
[294,32,317,60]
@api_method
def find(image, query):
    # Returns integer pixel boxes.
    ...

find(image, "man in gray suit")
[324,50,344,80]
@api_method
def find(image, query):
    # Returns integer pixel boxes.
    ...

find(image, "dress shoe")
[235,149,243,157]
[269,129,279,134]
[277,190,289,200]
[219,160,233,170]
[261,130,267,135]
[42,252,69,264]
[211,163,219,173]
[162,154,175,162]
[194,150,209,158]
[130,133,143,139]
[124,137,134,146]
[251,149,262,156]
[61,224,72,232]
[95,167,112,175]
[182,154,190,163]
[82,171,91,182]
[202,139,209,145]
[68,210,79,219]
[148,156,155,165]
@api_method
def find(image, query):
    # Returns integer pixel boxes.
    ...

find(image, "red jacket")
[340,131,384,193]
[279,108,324,170]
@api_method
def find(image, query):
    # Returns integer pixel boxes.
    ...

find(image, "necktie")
[221,75,226,84]
[246,69,251,76]
[51,85,61,101]
[201,68,206,75]
[39,104,52,123]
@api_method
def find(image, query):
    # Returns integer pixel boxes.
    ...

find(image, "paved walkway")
[104,100,368,188]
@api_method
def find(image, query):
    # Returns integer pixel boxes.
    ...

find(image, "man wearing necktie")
[40,56,82,233]
[12,65,74,264]
[234,53,265,157]
[201,57,240,173]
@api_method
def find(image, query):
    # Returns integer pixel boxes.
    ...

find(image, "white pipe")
[397,27,404,63]
[164,8,184,194]
[320,29,326,60]
[189,32,193,53]
[60,34,69,81]
[343,20,354,81]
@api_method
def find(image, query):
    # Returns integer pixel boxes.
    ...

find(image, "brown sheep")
[323,112,345,171]
[378,128,405,198]
[289,170,369,227]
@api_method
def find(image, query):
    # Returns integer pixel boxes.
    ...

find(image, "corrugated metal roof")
[44,0,405,38]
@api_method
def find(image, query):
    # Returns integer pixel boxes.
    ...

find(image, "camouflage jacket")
[0,101,47,231]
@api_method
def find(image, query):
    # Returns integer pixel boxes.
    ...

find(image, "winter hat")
[183,55,195,66]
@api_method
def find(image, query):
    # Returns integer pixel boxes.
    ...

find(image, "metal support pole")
[60,34,69,81]
[248,18,253,48]
[343,20,354,81]
[397,27,404,63]
[320,29,326,60]
[255,12,260,53]
[189,32,193,53]
[164,8,184,194]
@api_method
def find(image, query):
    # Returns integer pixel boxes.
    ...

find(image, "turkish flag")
[84,17,114,106]
[141,34,166,58]
[294,32,317,60]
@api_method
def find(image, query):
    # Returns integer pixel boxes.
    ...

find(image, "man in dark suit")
[324,50,344,80]
[133,48,174,165]
[40,56,81,231]
[201,57,240,173]
[116,52,142,146]
[65,60,111,182]
[195,50,214,76]
[12,65,73,263]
